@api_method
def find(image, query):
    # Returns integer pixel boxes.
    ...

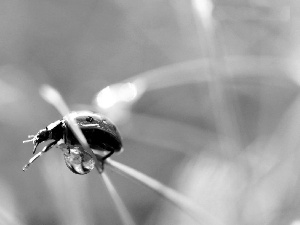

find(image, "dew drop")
[63,147,95,175]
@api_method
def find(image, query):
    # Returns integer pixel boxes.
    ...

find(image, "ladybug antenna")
[22,138,39,154]
[23,135,36,143]
[23,138,35,143]
[23,131,46,153]
[23,136,40,154]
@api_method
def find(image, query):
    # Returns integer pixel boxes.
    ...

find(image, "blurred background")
[0,0,296,225]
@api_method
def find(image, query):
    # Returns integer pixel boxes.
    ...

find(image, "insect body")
[23,111,123,175]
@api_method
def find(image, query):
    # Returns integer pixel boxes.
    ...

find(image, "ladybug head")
[23,128,50,154]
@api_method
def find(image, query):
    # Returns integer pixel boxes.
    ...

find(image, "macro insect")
[23,111,123,175]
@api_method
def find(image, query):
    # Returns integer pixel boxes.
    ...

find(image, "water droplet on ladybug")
[63,147,95,175]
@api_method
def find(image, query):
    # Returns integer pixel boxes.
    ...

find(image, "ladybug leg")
[101,150,114,161]
[23,140,58,171]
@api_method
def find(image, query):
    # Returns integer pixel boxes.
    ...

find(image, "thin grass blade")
[104,158,224,225]
[101,172,136,225]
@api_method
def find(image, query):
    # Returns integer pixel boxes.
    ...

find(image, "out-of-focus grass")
[148,59,299,225]
[0,0,295,225]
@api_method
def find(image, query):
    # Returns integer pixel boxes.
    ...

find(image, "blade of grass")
[101,172,136,225]
[103,157,224,225]
[191,0,243,150]
[121,57,298,92]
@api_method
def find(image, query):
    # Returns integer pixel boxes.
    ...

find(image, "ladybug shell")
[63,111,122,153]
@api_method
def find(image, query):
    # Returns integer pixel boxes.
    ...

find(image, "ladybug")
[23,111,123,175]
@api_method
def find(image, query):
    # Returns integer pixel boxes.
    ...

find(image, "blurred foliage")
[0,0,296,225]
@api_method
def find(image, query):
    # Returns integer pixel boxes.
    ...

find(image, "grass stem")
[104,158,224,225]
[101,172,136,225]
